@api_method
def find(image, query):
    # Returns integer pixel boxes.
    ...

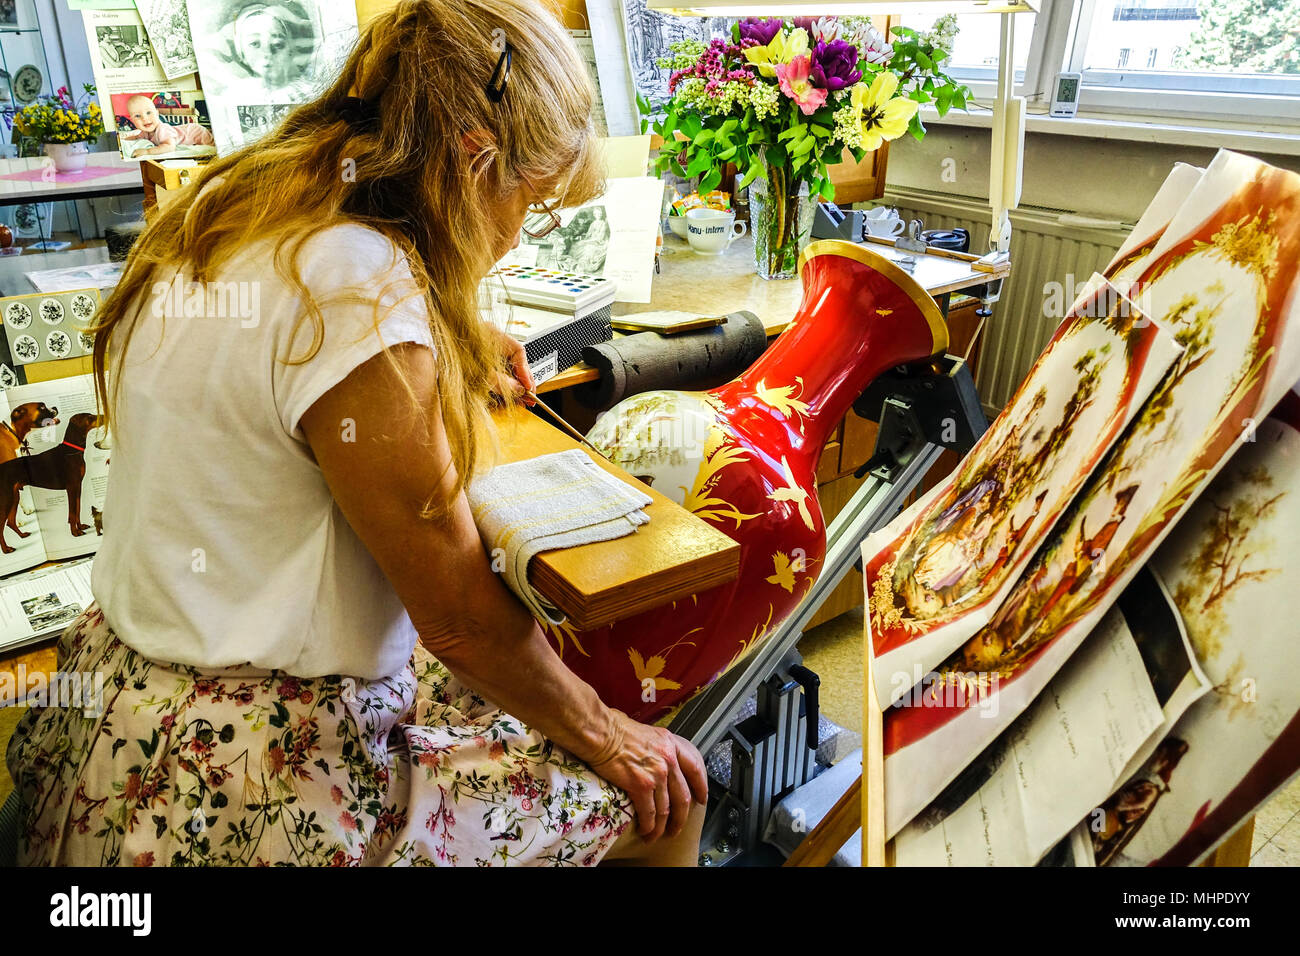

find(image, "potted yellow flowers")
[5,85,105,173]
[643,17,969,279]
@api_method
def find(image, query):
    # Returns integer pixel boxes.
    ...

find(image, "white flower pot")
[43,142,89,173]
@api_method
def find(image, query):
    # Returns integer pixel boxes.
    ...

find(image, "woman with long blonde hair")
[7,0,706,867]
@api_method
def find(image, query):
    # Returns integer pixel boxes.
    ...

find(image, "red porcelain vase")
[561,240,949,722]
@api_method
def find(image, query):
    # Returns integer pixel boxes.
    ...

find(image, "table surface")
[0,154,144,206]
[0,244,112,298]
[538,232,1008,394]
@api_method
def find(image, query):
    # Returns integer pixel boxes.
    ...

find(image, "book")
[0,374,109,580]
[0,558,93,655]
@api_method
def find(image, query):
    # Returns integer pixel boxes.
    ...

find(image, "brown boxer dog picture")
[0,401,60,540]
[0,412,101,554]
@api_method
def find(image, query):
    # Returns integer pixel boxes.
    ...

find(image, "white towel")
[467,449,652,624]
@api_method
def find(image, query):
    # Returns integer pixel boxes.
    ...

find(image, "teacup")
[862,206,904,237]
[685,208,747,256]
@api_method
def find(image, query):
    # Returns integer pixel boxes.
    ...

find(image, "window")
[896,11,1039,84]
[1069,0,1300,97]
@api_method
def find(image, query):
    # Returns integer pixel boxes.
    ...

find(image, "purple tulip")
[811,39,862,92]
[738,16,783,47]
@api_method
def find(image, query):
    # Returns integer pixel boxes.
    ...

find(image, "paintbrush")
[523,390,612,461]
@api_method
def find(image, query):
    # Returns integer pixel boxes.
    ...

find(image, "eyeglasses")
[518,170,563,240]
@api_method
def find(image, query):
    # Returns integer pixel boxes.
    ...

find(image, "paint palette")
[495,264,616,317]
[1,288,101,367]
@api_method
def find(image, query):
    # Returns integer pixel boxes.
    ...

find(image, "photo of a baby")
[112,91,218,161]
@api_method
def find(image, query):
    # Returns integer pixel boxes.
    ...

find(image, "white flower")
[853,24,894,66]
[808,17,839,44]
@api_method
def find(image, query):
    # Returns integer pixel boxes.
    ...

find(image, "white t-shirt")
[92,224,436,680]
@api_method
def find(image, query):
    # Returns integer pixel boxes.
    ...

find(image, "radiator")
[880,188,1135,412]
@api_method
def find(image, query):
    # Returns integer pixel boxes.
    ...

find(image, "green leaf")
[915,51,935,72]
[908,112,927,142]
[747,129,765,145]
[694,127,716,146]
[935,86,953,117]
[792,135,816,157]
[686,151,712,177]
[720,117,740,137]
[823,180,836,202]
[739,161,762,190]
[698,167,722,193]
[661,111,678,140]
[635,92,651,115]
[670,158,688,178]
[680,113,702,138]
[766,144,787,168]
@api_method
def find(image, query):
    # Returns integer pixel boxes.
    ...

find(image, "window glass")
[1080,0,1299,76]
[898,12,1038,75]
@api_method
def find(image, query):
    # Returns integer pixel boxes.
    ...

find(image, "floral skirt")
[5,604,631,866]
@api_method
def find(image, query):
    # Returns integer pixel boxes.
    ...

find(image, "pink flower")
[339,811,356,831]
[776,56,827,115]
[133,852,154,867]
[521,798,533,811]
[330,785,344,805]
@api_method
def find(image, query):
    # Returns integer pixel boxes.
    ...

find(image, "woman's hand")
[489,326,536,407]
[587,709,709,842]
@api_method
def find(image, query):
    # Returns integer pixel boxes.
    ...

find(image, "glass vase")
[750,170,814,280]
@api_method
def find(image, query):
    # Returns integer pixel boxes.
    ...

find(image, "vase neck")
[718,248,945,457]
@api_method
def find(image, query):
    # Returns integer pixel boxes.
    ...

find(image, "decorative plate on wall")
[12,65,42,105]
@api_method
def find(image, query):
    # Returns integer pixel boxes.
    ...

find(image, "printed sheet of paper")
[134,0,199,80]
[84,8,199,133]
[1095,388,1300,866]
[895,604,1165,867]
[879,150,1300,839]
[500,176,664,303]
[5,376,110,563]
[895,564,1208,867]
[24,262,125,295]
[866,277,1182,709]
[0,559,94,657]
[185,0,358,155]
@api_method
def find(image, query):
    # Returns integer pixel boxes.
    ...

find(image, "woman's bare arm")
[300,344,706,839]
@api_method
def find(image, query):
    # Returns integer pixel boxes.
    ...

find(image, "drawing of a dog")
[0,412,101,554]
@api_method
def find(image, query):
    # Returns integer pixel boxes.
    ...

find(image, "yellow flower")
[743,26,810,78]
[849,72,919,151]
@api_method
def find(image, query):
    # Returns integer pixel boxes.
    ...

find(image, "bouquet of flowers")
[7,85,105,145]
[641,16,968,277]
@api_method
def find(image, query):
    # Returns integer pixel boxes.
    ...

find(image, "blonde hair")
[92,0,603,515]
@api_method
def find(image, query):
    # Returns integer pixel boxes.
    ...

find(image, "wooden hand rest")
[493,404,740,631]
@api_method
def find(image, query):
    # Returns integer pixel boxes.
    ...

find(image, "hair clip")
[336,96,381,131]
[486,43,512,103]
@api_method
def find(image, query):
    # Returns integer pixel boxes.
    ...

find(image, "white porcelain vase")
[43,142,89,173]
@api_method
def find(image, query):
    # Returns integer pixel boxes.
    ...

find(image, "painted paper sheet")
[1095,387,1300,866]
[894,566,1208,867]
[894,603,1164,867]
[866,278,1182,708]
[1105,163,1205,281]
[880,149,1300,838]
[185,0,358,155]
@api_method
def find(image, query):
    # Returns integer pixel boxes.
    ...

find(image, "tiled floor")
[799,605,1300,867]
